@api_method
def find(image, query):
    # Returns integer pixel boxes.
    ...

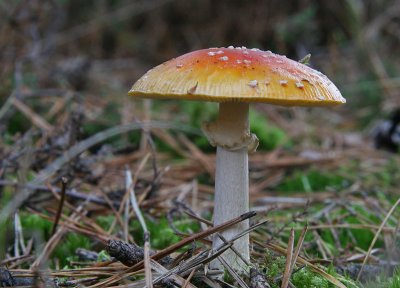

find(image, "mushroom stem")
[203,102,255,273]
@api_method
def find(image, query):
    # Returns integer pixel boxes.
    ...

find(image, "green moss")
[178,101,218,152]
[20,213,53,240]
[361,269,400,288]
[53,233,91,266]
[20,213,91,267]
[291,267,331,288]
[96,214,200,250]
[0,216,12,260]
[279,199,392,259]
[97,250,111,262]
[362,160,400,188]
[261,252,287,283]
[0,185,13,210]
[197,172,214,186]
[340,223,374,251]
[2,133,16,146]
[8,111,30,134]
[261,250,356,288]
[275,169,347,193]
[96,215,116,232]
[180,101,218,128]
[130,216,200,249]
[170,103,288,152]
[249,109,288,151]
[148,218,181,249]
[385,271,400,288]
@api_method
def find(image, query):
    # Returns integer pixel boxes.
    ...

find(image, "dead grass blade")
[218,256,249,288]
[356,197,400,281]
[150,260,198,288]
[280,228,294,288]
[11,97,53,132]
[126,166,152,287]
[290,224,308,273]
[154,241,233,285]
[278,225,308,288]
[144,232,153,288]
[182,268,197,288]
[51,177,68,236]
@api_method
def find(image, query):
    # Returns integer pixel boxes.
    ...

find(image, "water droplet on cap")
[243,60,251,65]
[219,56,229,61]
[176,64,183,68]
[248,80,258,88]
[280,80,288,86]
[295,82,304,89]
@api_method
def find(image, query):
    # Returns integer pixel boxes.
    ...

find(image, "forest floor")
[1,73,399,288]
[1,1,400,287]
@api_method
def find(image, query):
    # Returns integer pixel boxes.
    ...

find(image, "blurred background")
[2,0,399,124]
[1,0,400,287]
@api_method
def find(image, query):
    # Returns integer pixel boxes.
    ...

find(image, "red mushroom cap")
[129,47,345,106]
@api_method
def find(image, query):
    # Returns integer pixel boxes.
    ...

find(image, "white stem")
[203,102,253,273]
[213,146,249,269]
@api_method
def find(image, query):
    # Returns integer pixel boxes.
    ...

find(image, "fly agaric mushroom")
[128,47,345,272]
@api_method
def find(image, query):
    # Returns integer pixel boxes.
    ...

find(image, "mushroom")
[128,47,345,272]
